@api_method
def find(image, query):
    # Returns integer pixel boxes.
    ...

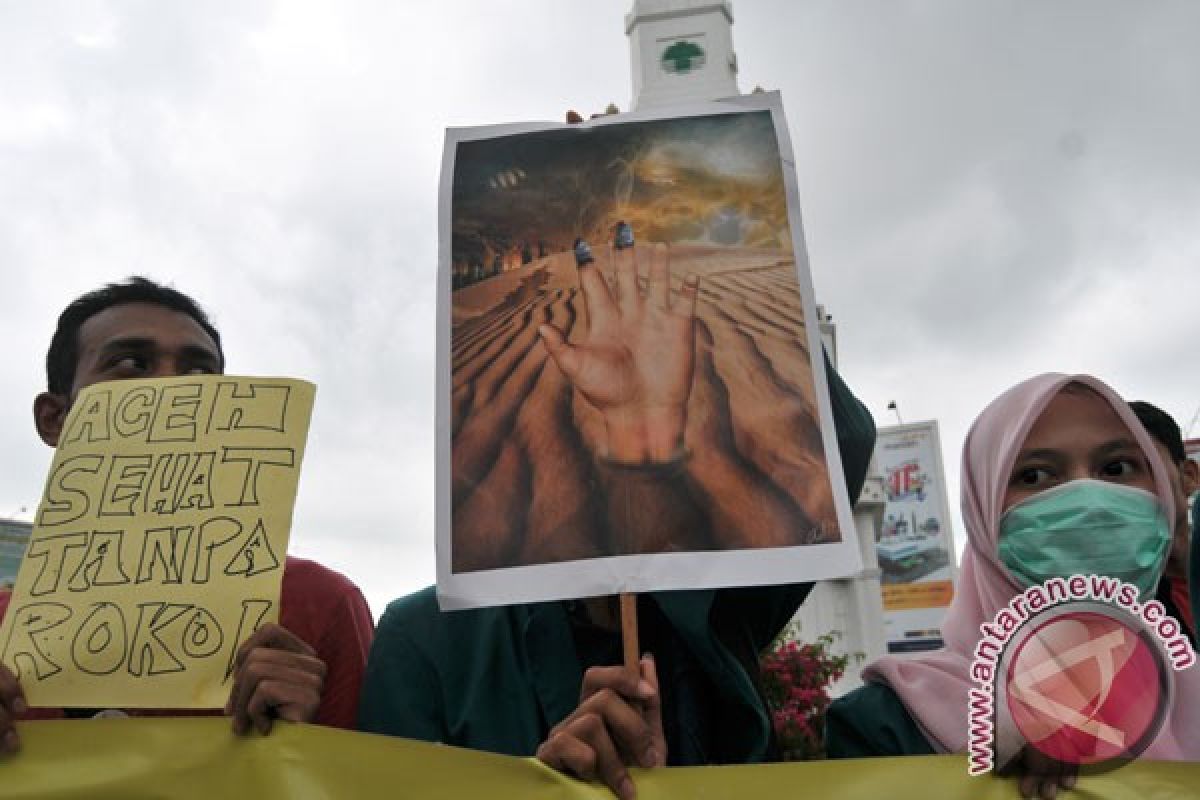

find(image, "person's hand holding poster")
[0,375,315,709]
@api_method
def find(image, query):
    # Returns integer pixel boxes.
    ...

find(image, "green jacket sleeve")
[824,348,876,507]
[357,591,447,743]
[825,682,936,758]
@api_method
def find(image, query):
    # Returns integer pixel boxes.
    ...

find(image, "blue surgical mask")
[998,479,1170,600]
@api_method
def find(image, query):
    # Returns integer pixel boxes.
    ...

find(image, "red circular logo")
[1004,609,1169,765]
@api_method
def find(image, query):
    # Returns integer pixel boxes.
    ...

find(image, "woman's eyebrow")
[1093,438,1143,458]
[1011,448,1062,465]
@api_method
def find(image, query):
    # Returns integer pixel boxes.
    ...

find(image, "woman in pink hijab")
[826,373,1200,794]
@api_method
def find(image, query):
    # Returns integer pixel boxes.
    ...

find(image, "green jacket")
[358,356,876,764]
[825,681,936,758]
[360,584,817,763]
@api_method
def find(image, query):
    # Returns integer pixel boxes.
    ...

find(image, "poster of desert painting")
[438,96,859,607]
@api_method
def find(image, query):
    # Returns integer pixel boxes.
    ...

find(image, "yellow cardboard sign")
[0,376,315,709]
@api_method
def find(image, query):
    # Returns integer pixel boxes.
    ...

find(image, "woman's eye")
[1015,467,1052,487]
[1101,459,1137,478]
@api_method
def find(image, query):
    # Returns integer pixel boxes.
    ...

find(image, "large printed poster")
[875,421,957,653]
[436,93,861,608]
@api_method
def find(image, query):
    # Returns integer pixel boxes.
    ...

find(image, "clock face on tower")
[661,39,706,74]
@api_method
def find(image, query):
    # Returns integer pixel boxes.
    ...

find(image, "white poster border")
[435,92,861,609]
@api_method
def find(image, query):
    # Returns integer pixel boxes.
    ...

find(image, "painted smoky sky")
[450,112,788,273]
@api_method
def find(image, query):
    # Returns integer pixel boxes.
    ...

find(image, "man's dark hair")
[46,276,225,395]
[1131,400,1187,465]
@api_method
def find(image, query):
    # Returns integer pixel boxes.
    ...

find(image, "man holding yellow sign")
[0,277,373,753]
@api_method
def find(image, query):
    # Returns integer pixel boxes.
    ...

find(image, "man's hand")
[225,623,326,735]
[0,665,26,754]
[539,244,699,463]
[536,656,666,800]
[998,745,1077,799]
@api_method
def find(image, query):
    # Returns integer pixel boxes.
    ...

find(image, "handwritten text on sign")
[0,376,315,708]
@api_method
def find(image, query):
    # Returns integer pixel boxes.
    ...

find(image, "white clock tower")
[626,0,740,110]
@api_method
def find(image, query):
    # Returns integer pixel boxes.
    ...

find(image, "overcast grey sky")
[1,1,1197,615]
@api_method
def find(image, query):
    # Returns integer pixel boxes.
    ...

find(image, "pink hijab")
[862,373,1200,758]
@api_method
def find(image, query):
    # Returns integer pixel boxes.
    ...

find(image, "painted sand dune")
[451,243,837,573]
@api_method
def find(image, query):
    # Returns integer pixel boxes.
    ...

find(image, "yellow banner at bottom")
[2,718,1198,799]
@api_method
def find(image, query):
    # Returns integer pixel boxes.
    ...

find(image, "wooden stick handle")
[619,592,640,676]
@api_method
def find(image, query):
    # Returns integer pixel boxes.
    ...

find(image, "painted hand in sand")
[539,244,699,463]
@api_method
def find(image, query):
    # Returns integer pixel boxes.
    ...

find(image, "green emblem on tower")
[661,40,705,74]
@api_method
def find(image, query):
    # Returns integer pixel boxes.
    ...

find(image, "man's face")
[34,302,222,447]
